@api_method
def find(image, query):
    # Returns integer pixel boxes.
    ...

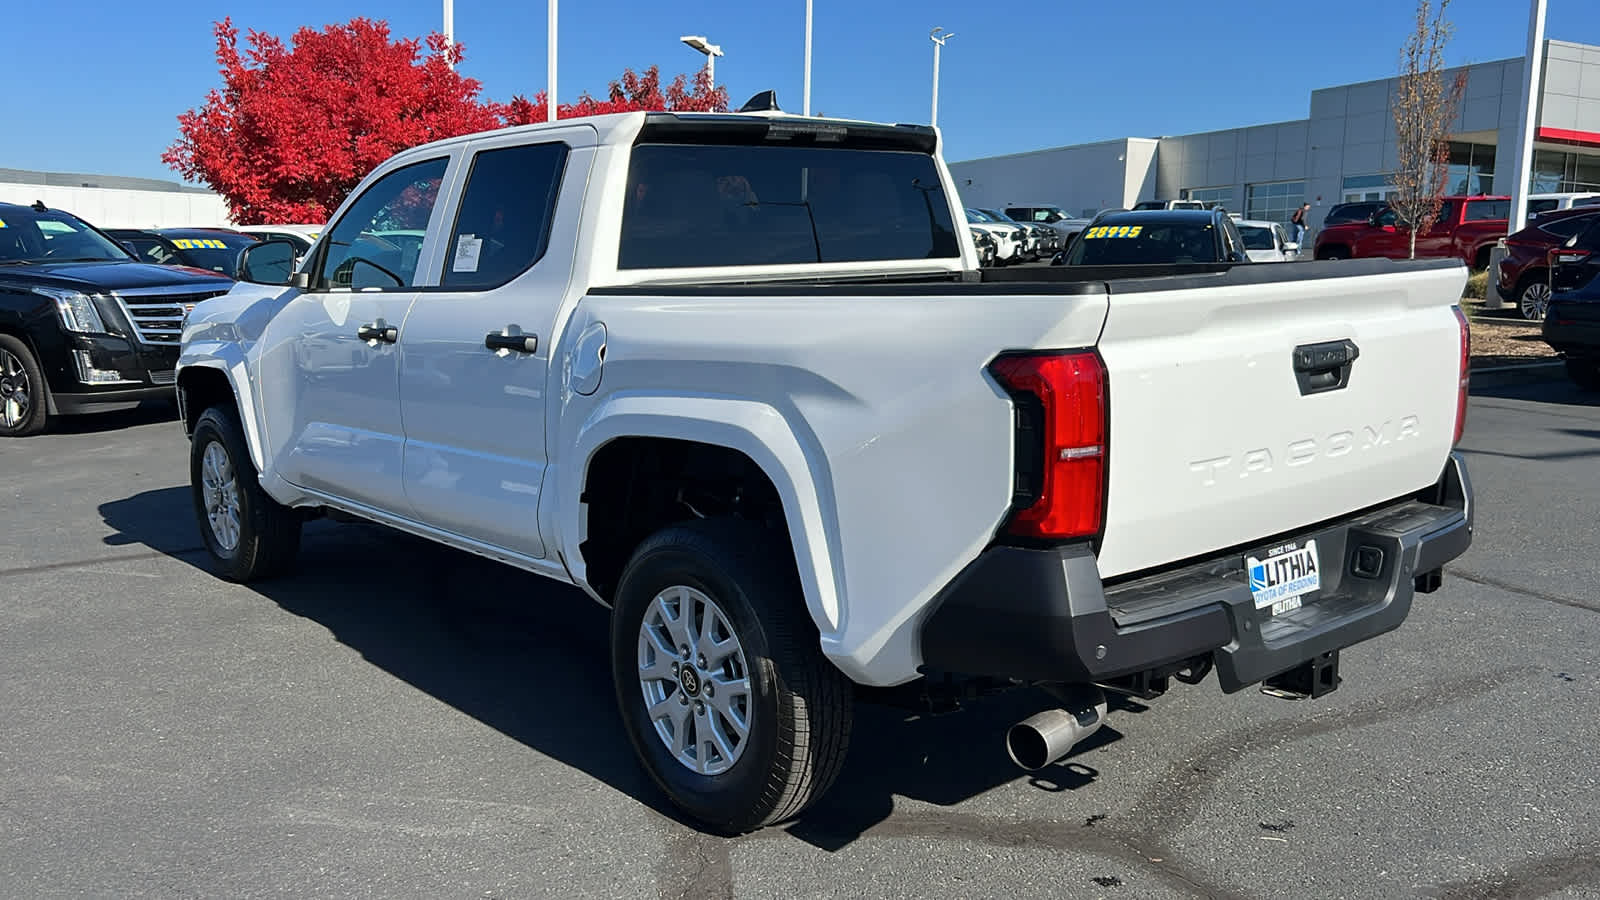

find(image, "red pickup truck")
[1314,195,1509,269]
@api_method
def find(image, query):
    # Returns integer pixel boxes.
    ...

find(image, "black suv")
[1049,208,1252,266]
[0,201,234,436]
[105,227,260,276]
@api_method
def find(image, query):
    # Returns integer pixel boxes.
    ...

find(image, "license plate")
[1247,540,1321,613]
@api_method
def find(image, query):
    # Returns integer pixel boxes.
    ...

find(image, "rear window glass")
[1575,219,1600,250]
[1464,200,1509,221]
[1064,222,1218,265]
[443,142,569,288]
[1238,225,1276,250]
[1541,215,1597,238]
[1528,199,1561,215]
[619,144,961,269]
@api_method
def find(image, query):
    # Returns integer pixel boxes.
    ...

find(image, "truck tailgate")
[1093,261,1467,579]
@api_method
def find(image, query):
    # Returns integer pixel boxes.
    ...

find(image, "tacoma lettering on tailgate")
[1187,416,1421,487]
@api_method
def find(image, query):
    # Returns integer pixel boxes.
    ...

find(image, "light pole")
[443,0,454,69]
[930,27,954,127]
[548,0,557,121]
[803,0,813,116]
[1508,0,1549,235]
[680,34,724,86]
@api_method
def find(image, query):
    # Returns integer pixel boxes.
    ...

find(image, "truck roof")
[382,110,940,163]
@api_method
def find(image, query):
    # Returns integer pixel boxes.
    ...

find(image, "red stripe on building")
[1537,127,1600,147]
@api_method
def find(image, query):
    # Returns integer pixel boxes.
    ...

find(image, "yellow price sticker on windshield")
[171,238,228,250]
[0,219,6,228]
[1084,225,1142,239]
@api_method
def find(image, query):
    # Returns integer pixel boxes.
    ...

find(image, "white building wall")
[948,138,1156,218]
[1122,138,1159,208]
[0,182,233,229]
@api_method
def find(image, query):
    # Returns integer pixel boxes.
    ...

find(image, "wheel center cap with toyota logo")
[678,666,702,697]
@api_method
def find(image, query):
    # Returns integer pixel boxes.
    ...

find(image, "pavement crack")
[1449,568,1600,613]
[1128,664,1534,851]
[0,547,207,580]
[1425,844,1600,899]
[658,827,734,900]
[839,810,1248,899]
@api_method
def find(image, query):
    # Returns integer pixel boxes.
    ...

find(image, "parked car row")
[0,201,236,436]
[1541,214,1600,389]
[0,199,328,436]
[1043,208,1306,267]
[964,208,1062,265]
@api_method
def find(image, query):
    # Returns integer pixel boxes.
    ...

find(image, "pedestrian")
[1289,203,1311,245]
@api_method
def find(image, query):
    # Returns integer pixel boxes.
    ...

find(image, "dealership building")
[949,39,1600,229]
[0,167,231,229]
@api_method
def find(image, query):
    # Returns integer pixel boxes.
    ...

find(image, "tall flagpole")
[548,0,558,121]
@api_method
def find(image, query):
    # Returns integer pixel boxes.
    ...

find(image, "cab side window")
[441,142,569,289]
[313,157,448,291]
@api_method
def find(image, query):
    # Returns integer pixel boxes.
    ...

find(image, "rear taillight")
[1551,249,1592,266]
[989,350,1108,541]
[1452,305,1470,446]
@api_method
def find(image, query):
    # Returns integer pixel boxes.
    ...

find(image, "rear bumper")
[1543,303,1600,356]
[918,453,1473,692]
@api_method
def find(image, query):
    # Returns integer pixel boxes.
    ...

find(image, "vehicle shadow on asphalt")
[100,486,1132,846]
[1472,379,1600,407]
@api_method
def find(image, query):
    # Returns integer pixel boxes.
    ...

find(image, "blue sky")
[4,0,1598,184]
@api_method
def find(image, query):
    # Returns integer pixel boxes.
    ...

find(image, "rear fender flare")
[561,394,844,639]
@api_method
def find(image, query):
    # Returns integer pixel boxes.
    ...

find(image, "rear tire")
[0,334,48,437]
[1565,358,1600,392]
[1517,274,1551,321]
[190,405,302,582]
[610,518,852,834]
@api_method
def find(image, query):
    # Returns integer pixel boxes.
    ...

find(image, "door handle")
[485,331,538,354]
[357,322,398,343]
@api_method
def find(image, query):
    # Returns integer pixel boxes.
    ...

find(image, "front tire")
[1565,358,1600,392]
[610,519,852,834]
[190,405,302,582]
[0,334,48,437]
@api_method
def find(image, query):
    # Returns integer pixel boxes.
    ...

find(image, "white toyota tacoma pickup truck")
[176,104,1475,834]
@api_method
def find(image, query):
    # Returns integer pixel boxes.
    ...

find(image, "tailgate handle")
[1292,340,1359,395]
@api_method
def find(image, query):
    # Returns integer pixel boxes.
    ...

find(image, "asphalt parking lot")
[2,381,1598,900]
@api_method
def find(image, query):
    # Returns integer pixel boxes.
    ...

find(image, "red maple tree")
[166,19,730,224]
[502,66,728,124]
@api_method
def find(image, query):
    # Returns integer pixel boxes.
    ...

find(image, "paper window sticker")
[452,234,483,272]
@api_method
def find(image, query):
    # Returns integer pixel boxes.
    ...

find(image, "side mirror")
[236,239,300,286]
[117,240,140,258]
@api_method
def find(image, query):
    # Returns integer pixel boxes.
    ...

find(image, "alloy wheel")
[200,440,242,552]
[1521,281,1552,321]
[637,585,753,776]
[0,349,30,430]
